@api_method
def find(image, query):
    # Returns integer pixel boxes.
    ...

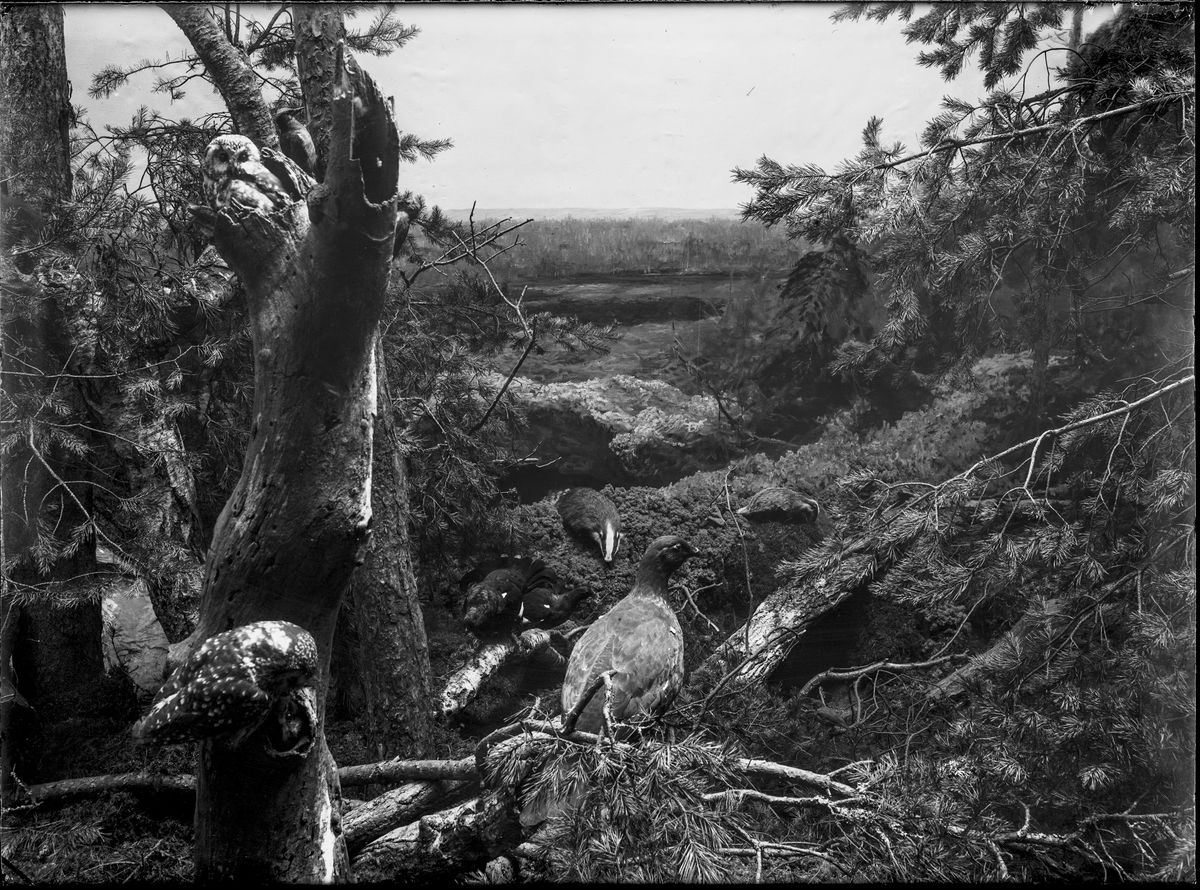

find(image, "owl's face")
[202,136,257,201]
[205,135,260,172]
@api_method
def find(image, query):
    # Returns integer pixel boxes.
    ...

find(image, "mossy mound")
[431,352,1112,731]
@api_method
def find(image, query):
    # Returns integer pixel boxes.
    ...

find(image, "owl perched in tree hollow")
[132,620,319,753]
[202,134,293,215]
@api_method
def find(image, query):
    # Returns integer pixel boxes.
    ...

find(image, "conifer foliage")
[2,6,611,640]
[710,3,1197,879]
[734,3,1194,411]
[503,6,1192,882]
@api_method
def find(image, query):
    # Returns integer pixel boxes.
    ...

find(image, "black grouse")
[459,556,543,640]
[520,574,594,631]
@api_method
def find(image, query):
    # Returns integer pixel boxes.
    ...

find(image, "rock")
[497,373,740,487]
[101,578,170,700]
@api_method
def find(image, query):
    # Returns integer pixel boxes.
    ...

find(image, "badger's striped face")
[602,523,621,562]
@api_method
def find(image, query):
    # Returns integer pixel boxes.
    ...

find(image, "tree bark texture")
[293,7,433,766]
[696,556,868,688]
[440,629,565,718]
[343,777,473,855]
[352,791,519,881]
[1,3,103,796]
[340,347,433,764]
[339,755,476,788]
[188,46,400,882]
[0,4,72,200]
[159,4,278,148]
[292,5,348,180]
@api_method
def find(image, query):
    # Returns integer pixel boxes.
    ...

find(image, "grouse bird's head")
[635,535,697,588]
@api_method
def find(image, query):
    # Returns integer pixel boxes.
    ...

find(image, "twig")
[468,318,537,435]
[866,95,1191,172]
[561,669,616,736]
[718,843,851,875]
[798,654,962,697]
[680,583,722,634]
[703,788,849,810]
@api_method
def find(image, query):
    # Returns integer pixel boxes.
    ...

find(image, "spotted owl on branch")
[202,135,294,216]
[132,620,319,754]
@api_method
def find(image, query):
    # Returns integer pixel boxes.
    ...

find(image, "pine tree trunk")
[292,4,346,179]
[1,2,105,796]
[343,350,433,765]
[158,4,278,148]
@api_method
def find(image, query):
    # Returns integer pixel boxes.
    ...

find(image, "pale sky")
[63,3,1115,212]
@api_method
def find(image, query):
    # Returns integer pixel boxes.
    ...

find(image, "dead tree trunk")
[187,46,400,881]
[340,351,433,760]
[291,3,433,766]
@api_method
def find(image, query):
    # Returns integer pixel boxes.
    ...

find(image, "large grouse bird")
[736,487,820,524]
[556,487,622,564]
[560,535,696,735]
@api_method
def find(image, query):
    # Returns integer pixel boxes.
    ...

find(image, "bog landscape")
[0,3,1194,884]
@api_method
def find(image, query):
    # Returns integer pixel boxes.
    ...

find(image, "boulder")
[497,373,740,487]
[101,578,170,700]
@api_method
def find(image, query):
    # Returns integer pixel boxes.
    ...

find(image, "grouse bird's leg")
[599,671,621,746]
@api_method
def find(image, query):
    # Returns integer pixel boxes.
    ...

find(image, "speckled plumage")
[561,535,696,735]
[736,487,820,524]
[556,488,622,563]
[132,620,318,747]
[202,135,293,216]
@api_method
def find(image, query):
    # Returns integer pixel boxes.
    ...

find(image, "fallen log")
[695,553,871,689]
[343,777,474,855]
[440,628,567,718]
[24,773,195,803]
[339,756,476,787]
[352,790,520,880]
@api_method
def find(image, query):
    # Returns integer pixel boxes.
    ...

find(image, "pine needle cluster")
[503,729,753,883]
[734,3,1194,413]
[2,110,249,636]
[763,370,1195,879]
